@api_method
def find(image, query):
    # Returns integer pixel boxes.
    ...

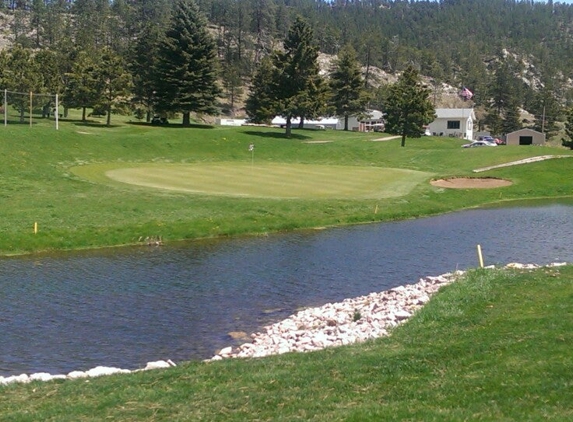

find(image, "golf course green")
[1,113,573,255]
[72,162,432,199]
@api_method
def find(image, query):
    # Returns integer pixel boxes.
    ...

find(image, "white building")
[427,108,475,140]
[216,118,247,126]
[338,110,385,132]
[505,128,545,146]
[271,110,385,132]
[271,116,339,130]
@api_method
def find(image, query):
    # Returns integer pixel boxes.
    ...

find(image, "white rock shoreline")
[208,262,566,361]
[0,359,177,386]
[1,262,566,386]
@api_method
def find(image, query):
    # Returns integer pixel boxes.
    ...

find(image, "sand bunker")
[431,177,512,189]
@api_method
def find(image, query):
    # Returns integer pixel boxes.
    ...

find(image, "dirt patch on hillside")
[431,177,512,189]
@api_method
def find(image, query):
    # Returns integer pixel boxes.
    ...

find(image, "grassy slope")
[1,117,572,419]
[1,266,572,421]
[1,116,572,255]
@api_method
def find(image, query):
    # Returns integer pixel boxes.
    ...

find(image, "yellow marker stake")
[477,244,484,268]
[34,222,38,234]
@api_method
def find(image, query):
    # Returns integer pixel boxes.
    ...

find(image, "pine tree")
[272,16,322,137]
[245,56,276,124]
[130,23,163,122]
[154,0,221,126]
[95,47,133,126]
[563,107,573,149]
[35,49,64,117]
[329,45,368,131]
[63,50,101,121]
[501,100,522,134]
[2,46,42,122]
[384,66,435,147]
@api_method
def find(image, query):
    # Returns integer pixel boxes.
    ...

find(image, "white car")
[462,141,498,148]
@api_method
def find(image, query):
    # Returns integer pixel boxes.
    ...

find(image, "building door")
[519,136,533,145]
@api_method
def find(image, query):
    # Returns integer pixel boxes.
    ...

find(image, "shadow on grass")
[243,130,310,140]
[73,121,123,129]
[127,122,216,129]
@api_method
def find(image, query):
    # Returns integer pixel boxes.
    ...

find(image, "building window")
[447,120,460,129]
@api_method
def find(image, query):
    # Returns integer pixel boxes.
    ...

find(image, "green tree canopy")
[96,47,133,126]
[63,50,101,121]
[329,44,368,131]
[563,107,573,149]
[272,16,322,137]
[1,46,43,122]
[384,66,435,147]
[245,57,277,124]
[154,0,221,126]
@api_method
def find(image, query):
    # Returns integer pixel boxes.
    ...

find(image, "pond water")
[1,201,572,377]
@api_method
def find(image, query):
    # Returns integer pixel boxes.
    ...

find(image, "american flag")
[460,87,473,100]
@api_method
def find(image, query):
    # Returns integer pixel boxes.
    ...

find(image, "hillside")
[1,0,572,140]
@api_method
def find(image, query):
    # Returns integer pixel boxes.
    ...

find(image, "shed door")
[519,136,533,145]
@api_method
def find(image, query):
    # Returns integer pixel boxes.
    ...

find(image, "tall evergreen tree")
[2,46,42,122]
[245,56,276,124]
[130,23,163,122]
[154,0,221,126]
[30,0,46,47]
[384,66,435,147]
[95,47,133,126]
[532,81,562,139]
[488,57,522,134]
[500,100,522,134]
[35,49,64,117]
[63,50,101,121]
[329,45,368,131]
[272,16,322,137]
[562,106,573,149]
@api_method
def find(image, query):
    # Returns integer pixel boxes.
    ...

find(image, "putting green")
[71,162,433,199]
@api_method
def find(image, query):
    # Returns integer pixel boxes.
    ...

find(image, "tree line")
[1,0,573,141]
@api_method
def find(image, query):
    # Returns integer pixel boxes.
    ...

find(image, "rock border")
[208,262,567,361]
[0,360,176,387]
[1,262,567,386]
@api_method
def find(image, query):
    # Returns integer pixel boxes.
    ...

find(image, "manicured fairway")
[72,162,434,199]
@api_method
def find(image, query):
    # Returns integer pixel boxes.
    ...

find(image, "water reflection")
[0,202,572,376]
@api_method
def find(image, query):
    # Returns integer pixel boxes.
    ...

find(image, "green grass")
[2,114,573,419]
[0,113,572,255]
[1,266,572,421]
[73,162,432,199]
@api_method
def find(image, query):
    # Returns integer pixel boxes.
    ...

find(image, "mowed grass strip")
[74,162,433,199]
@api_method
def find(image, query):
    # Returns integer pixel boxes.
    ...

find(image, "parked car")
[462,141,498,148]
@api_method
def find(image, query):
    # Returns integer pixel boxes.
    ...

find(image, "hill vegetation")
[1,0,573,140]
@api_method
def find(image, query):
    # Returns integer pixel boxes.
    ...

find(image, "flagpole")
[55,94,59,131]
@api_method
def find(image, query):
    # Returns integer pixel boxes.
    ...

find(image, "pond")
[1,200,572,377]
